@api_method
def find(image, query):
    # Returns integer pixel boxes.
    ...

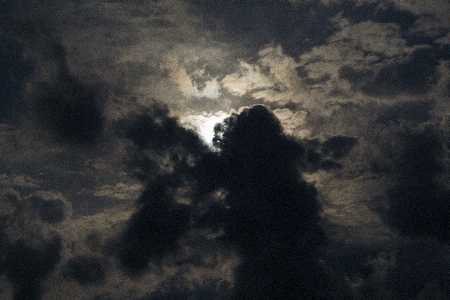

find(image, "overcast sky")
[1,0,450,299]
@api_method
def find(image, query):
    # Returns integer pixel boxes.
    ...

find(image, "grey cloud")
[64,255,106,285]
[29,196,67,224]
[190,0,342,59]
[339,47,440,97]
[0,37,33,124]
[375,101,433,125]
[1,0,450,299]
[0,233,62,300]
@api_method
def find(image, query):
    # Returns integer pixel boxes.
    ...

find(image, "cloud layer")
[1,0,450,299]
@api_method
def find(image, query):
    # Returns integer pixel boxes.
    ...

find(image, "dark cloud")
[4,23,106,146]
[0,37,33,123]
[117,184,191,276]
[364,47,440,96]
[342,1,417,37]
[322,136,358,160]
[0,236,62,300]
[376,101,434,125]
[387,239,450,299]
[115,104,353,297]
[326,239,450,299]
[121,104,206,154]
[208,105,330,299]
[115,104,206,276]
[338,65,374,89]
[29,195,66,224]
[389,128,450,242]
[340,47,440,97]
[378,126,450,242]
[297,136,358,172]
[33,72,104,146]
[1,0,450,298]
[64,255,106,285]
[143,277,232,300]
[190,0,341,59]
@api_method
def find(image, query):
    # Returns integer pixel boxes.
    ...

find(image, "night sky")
[1,1,450,299]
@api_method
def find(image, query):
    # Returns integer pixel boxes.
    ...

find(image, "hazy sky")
[1,1,450,299]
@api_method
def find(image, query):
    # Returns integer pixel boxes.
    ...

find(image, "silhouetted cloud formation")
[34,74,104,145]
[340,48,440,97]
[191,0,341,58]
[0,37,32,123]
[115,104,354,298]
[0,235,62,300]
[142,277,232,300]
[1,0,450,298]
[13,27,106,146]
[116,104,207,276]
[376,101,434,125]
[342,2,417,38]
[32,41,104,145]
[29,194,67,224]
[117,182,191,276]
[64,255,106,285]
[322,136,358,160]
[386,126,450,242]
[210,105,328,299]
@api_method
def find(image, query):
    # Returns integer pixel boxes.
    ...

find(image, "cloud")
[1,1,449,299]
[0,37,33,123]
[28,194,69,224]
[0,173,40,189]
[93,182,143,200]
[322,135,358,159]
[273,107,310,137]
[337,47,440,97]
[117,185,192,276]
[163,56,222,100]
[339,238,450,299]
[179,111,229,146]
[113,103,356,298]
[25,36,105,146]
[360,47,440,96]
[207,105,329,299]
[221,61,274,97]
[220,45,315,110]
[382,126,450,242]
[190,0,342,58]
[0,234,62,300]
[1,20,105,146]
[330,20,409,57]
[375,100,433,125]
[142,277,232,300]
[33,74,105,145]
[114,104,208,276]
[63,255,106,285]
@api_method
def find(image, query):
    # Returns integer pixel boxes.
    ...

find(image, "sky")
[1,0,450,299]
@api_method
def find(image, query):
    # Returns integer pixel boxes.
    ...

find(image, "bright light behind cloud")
[180,111,229,147]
